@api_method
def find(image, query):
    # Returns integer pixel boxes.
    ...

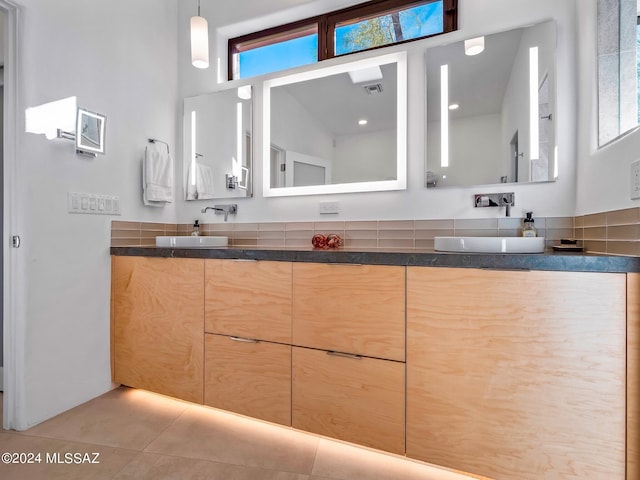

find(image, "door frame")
[1,0,22,430]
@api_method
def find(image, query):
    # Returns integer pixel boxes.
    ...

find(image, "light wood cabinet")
[111,256,204,404]
[406,267,627,480]
[292,346,405,454]
[629,273,640,480]
[205,259,292,344]
[204,259,292,425]
[292,263,405,361]
[111,255,635,479]
[204,333,291,426]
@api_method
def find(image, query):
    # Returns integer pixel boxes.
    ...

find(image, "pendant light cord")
[197,0,201,16]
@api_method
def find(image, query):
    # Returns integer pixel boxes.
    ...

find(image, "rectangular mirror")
[183,86,253,200]
[263,52,407,197]
[76,108,106,155]
[425,20,557,188]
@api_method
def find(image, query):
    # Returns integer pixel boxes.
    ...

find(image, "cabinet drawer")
[112,256,204,404]
[205,260,292,343]
[205,334,291,426]
[292,346,405,454]
[292,263,405,361]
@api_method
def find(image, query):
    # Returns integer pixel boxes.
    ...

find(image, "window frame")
[228,0,457,80]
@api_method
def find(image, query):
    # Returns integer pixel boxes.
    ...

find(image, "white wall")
[576,0,640,215]
[428,114,503,187]
[334,129,397,184]
[176,0,579,223]
[11,0,178,429]
[271,87,334,161]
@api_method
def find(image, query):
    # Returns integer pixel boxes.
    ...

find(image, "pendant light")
[191,0,209,69]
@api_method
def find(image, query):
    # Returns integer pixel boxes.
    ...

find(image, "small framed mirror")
[76,108,106,155]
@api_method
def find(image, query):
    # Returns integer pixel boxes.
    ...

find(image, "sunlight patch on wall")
[25,96,77,139]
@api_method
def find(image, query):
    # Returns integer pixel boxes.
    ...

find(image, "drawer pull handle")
[230,336,259,344]
[327,350,362,360]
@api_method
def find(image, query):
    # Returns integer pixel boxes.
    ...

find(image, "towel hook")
[148,138,170,154]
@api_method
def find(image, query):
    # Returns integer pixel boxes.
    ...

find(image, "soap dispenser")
[191,220,200,236]
[522,212,537,237]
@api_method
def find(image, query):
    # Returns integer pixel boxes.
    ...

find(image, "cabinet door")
[407,267,626,480]
[205,334,291,426]
[112,256,204,404]
[292,346,405,454]
[205,260,292,344]
[292,263,405,361]
[629,273,640,480]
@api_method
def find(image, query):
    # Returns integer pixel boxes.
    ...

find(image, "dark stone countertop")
[110,246,640,273]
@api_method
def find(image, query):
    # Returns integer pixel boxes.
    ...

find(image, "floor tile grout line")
[308,437,322,478]
[139,401,322,477]
[137,402,193,454]
[108,447,313,479]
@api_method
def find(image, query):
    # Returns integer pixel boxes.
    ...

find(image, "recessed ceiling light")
[358,119,368,125]
[449,103,460,110]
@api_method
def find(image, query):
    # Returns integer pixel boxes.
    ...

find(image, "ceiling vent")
[363,83,383,94]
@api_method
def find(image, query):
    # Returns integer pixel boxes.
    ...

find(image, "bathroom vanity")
[110,247,639,480]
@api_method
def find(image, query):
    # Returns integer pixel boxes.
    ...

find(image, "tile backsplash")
[111,207,640,256]
[575,207,640,256]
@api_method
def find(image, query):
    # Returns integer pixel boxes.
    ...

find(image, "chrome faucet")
[201,204,237,222]
[473,192,515,217]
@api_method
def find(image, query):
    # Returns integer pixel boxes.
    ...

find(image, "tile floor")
[0,387,486,480]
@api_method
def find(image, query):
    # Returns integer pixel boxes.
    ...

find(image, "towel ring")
[148,138,170,154]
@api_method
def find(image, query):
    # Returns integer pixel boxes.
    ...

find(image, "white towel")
[143,146,173,205]
[196,163,215,199]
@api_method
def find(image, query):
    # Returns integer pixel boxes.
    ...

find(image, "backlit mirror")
[183,86,253,200]
[263,52,407,197]
[425,20,557,188]
[76,108,106,155]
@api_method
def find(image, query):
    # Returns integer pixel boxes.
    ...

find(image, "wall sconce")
[191,0,209,69]
[464,36,485,56]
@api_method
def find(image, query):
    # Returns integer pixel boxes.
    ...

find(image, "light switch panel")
[68,192,121,215]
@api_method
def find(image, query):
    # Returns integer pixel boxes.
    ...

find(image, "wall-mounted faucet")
[201,204,238,222]
[474,192,515,217]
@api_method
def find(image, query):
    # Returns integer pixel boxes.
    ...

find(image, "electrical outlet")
[632,160,640,200]
[319,201,340,214]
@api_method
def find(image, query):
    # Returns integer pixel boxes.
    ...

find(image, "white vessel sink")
[156,236,228,248]
[434,236,545,254]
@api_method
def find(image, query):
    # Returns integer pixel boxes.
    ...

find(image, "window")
[331,1,445,56]
[596,0,639,146]
[229,0,457,80]
[231,23,319,80]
